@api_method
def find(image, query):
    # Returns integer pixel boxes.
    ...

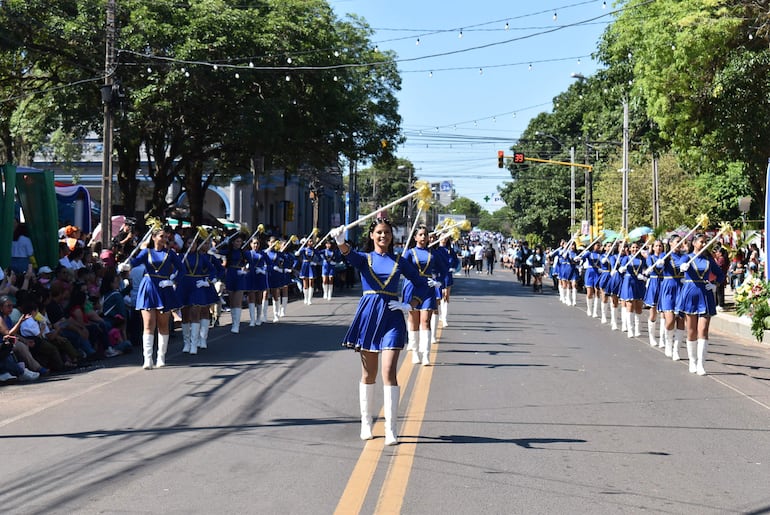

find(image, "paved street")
[2,270,770,514]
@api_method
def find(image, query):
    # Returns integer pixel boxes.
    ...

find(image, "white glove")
[582,261,590,270]
[679,262,690,272]
[655,259,665,268]
[255,267,266,275]
[330,225,346,245]
[273,266,282,273]
[159,279,174,288]
[644,266,653,275]
[169,272,178,281]
[610,270,617,276]
[427,278,441,288]
[237,269,248,275]
[619,266,627,273]
[294,250,301,257]
[284,268,293,273]
[601,257,609,264]
[387,300,412,314]
[705,282,717,292]
[196,279,209,288]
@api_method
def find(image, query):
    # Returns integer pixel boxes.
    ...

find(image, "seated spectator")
[18,298,65,372]
[0,334,39,383]
[46,282,96,361]
[105,314,132,357]
[0,295,48,374]
[69,286,108,357]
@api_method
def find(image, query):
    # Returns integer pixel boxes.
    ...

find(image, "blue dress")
[619,255,646,301]
[657,253,684,313]
[436,245,459,287]
[321,248,341,277]
[606,254,624,296]
[342,250,430,352]
[246,249,271,292]
[204,254,224,305]
[178,252,217,307]
[643,253,664,308]
[223,247,249,292]
[582,251,601,288]
[402,247,445,310]
[297,246,318,279]
[597,252,612,291]
[131,248,184,312]
[675,254,725,316]
[560,250,579,282]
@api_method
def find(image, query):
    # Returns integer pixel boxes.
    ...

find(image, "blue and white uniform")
[246,247,271,292]
[643,253,665,308]
[675,254,725,316]
[131,248,184,312]
[402,247,446,310]
[223,246,249,292]
[619,254,646,301]
[342,250,430,352]
[321,247,342,277]
[297,245,318,279]
[179,251,217,307]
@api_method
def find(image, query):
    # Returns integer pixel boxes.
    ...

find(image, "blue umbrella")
[601,229,619,243]
[628,226,653,241]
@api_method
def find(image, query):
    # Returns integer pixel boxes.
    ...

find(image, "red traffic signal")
[497,150,505,168]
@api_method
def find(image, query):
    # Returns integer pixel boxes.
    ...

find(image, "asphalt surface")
[2,269,770,514]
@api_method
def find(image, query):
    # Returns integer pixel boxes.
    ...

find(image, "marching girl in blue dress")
[178,235,217,355]
[198,237,222,349]
[222,232,249,334]
[597,241,614,324]
[246,236,271,326]
[606,241,627,331]
[331,218,430,445]
[643,239,665,348]
[581,241,603,318]
[619,242,647,338]
[297,238,319,305]
[436,235,459,327]
[267,238,289,323]
[320,240,342,300]
[549,241,565,299]
[675,234,725,375]
[403,225,446,366]
[656,235,685,360]
[560,241,579,306]
[130,226,185,370]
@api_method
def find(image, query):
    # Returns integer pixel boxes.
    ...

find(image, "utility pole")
[569,146,576,228]
[621,98,630,231]
[584,132,592,230]
[652,156,659,228]
[100,0,116,248]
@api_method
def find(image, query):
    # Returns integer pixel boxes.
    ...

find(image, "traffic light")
[513,152,526,164]
[497,150,504,168]
[594,202,604,231]
[285,201,295,222]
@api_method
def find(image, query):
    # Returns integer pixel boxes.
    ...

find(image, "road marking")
[333,325,443,515]
[709,375,770,411]
[375,327,441,513]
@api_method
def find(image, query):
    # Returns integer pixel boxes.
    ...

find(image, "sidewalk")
[710,286,765,344]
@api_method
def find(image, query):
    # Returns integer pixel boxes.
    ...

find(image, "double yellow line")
[334,327,441,514]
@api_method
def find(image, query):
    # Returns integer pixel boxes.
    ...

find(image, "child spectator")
[105,314,132,357]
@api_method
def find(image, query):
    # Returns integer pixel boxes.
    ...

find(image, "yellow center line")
[374,326,441,514]
[333,321,444,514]
[333,345,418,514]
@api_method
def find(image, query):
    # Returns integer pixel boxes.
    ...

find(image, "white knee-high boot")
[383,385,400,446]
[621,306,628,332]
[633,313,641,337]
[248,303,257,326]
[600,301,608,324]
[441,300,449,327]
[586,296,592,316]
[189,322,200,355]
[659,321,665,348]
[307,287,314,305]
[558,284,565,303]
[199,322,209,349]
[327,283,334,300]
[626,311,634,338]
[280,297,287,317]
[664,328,673,358]
[571,287,577,306]
[359,382,375,440]
[156,333,169,368]
[419,329,431,366]
[686,340,697,373]
[181,323,191,353]
[142,334,154,370]
[648,320,657,347]
[254,302,263,326]
[610,305,618,330]
[592,296,599,318]
[696,339,708,376]
[407,330,417,351]
[260,299,268,323]
[673,329,683,361]
[272,299,280,322]
[430,315,438,343]
[230,307,242,333]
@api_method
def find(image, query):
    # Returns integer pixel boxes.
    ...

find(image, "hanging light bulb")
[334,50,340,57]
[235,72,240,79]
[146,67,152,73]
[180,67,186,74]
[213,64,218,71]
[458,30,463,39]
[602,0,606,8]
[435,127,439,132]
[505,21,509,30]
[333,75,338,81]
[285,75,291,81]
[429,71,433,78]
[374,45,379,52]
[748,33,754,40]
[553,12,557,21]
[287,57,292,64]
[185,71,190,78]
[627,52,632,59]
[528,63,532,70]
[577,58,581,65]
[671,44,676,50]
[512,112,516,118]
[479,68,483,75]
[249,61,254,68]
[416,38,420,45]
[493,117,496,123]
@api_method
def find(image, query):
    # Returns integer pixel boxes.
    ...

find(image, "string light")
[213,64,218,71]
[602,1,606,8]
[479,68,483,75]
[146,67,152,73]
[577,58,581,65]
[287,57,292,64]
[416,38,420,45]
[504,22,509,30]
[249,61,254,68]
[458,30,463,39]
[528,63,532,70]
[234,72,240,79]
[285,75,290,81]
[429,71,433,78]
[553,12,557,21]
[671,44,676,50]
[748,33,754,40]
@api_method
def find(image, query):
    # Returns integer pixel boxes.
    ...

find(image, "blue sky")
[328,0,611,212]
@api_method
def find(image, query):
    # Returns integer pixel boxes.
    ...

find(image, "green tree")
[445,197,482,225]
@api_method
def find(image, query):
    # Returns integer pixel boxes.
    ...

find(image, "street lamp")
[536,131,576,228]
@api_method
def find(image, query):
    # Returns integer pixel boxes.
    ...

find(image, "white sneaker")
[20,369,40,381]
